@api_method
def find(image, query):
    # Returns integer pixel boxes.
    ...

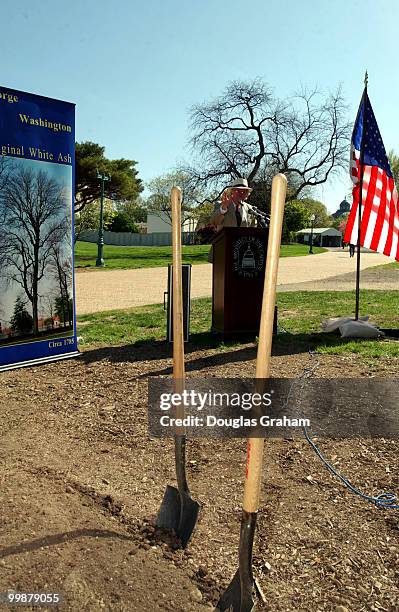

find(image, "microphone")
[245,202,270,228]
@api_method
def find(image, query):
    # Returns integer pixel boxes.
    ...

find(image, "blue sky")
[2,0,397,212]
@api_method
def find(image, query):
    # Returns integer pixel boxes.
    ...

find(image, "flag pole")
[355,71,368,320]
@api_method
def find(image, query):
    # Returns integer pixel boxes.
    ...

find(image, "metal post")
[309,214,315,254]
[355,71,368,320]
[96,171,110,267]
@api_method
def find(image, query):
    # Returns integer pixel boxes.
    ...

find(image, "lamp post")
[309,213,316,254]
[96,170,111,267]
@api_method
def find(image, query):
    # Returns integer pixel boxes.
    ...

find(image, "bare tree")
[186,78,350,208]
[49,245,73,328]
[0,158,16,326]
[0,156,14,195]
[0,165,68,335]
[39,292,59,330]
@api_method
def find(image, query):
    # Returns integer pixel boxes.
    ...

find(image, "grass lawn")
[77,290,399,360]
[277,290,399,359]
[374,261,399,270]
[74,241,326,270]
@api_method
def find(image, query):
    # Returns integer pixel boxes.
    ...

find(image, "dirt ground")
[0,342,398,612]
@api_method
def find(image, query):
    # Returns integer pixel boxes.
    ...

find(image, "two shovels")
[156,174,287,611]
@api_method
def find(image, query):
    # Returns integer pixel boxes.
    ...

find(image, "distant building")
[146,212,195,234]
[296,227,342,247]
[37,316,61,331]
[332,199,351,219]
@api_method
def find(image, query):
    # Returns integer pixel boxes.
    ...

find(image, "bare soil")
[0,342,398,611]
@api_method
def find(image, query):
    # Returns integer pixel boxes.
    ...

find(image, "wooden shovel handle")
[243,174,287,513]
[171,186,185,383]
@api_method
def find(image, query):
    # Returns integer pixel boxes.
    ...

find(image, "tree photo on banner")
[0,86,78,370]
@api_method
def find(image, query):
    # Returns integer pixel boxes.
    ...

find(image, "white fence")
[78,230,196,247]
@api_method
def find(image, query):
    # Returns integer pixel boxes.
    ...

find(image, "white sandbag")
[339,320,383,338]
[321,315,369,333]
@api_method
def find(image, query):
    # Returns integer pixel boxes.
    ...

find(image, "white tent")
[296,227,342,247]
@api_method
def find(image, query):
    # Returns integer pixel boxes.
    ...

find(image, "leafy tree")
[282,201,311,243]
[145,171,204,225]
[108,212,139,233]
[337,214,349,235]
[115,197,147,223]
[75,142,143,213]
[191,201,215,228]
[108,197,148,232]
[11,296,33,334]
[74,198,116,242]
[290,198,332,227]
[388,150,399,186]
[331,212,349,230]
[185,79,350,205]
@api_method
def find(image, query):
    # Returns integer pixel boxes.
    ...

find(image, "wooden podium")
[211,227,276,336]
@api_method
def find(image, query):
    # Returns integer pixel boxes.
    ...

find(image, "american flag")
[344,91,399,260]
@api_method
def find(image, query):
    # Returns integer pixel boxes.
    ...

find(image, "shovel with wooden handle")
[216,173,287,612]
[156,186,200,549]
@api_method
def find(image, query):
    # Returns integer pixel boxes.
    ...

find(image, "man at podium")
[210,177,254,231]
[208,178,255,262]
[208,178,273,335]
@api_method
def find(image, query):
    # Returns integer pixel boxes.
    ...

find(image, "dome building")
[332,199,351,219]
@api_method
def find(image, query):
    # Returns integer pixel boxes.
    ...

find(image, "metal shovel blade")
[156,484,200,548]
[215,568,255,612]
[216,510,257,611]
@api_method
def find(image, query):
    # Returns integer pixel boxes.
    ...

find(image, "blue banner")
[0,86,78,370]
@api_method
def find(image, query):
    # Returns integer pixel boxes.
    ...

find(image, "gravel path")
[75,249,395,315]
